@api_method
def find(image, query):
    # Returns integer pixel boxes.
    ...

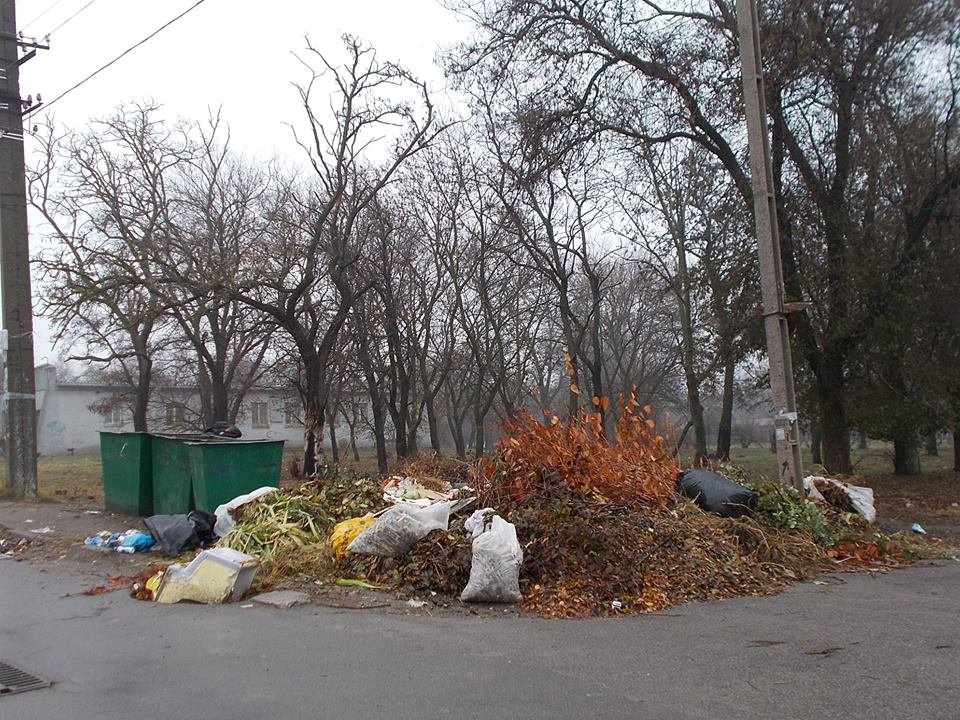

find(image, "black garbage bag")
[204,420,242,438]
[187,510,218,546]
[144,510,219,556]
[678,469,759,518]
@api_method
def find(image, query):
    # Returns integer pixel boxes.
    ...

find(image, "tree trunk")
[473,408,486,457]
[448,410,466,460]
[893,437,921,475]
[953,429,960,473]
[347,411,360,463]
[301,360,325,477]
[686,382,708,464]
[132,357,152,432]
[371,404,388,474]
[675,239,707,464]
[326,408,340,465]
[426,394,442,454]
[363,382,388,474]
[406,420,419,456]
[714,354,735,461]
[816,354,852,474]
[302,410,325,478]
[810,422,822,466]
[923,430,938,457]
[388,402,409,459]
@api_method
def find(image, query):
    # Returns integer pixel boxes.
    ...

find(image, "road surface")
[1,559,958,719]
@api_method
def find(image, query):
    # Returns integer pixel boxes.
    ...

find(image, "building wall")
[33,365,380,455]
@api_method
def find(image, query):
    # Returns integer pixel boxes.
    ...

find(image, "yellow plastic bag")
[330,515,376,558]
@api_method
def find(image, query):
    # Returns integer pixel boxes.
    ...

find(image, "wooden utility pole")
[736,0,804,489]
[0,0,39,498]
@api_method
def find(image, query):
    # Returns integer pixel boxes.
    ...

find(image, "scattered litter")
[83,529,156,553]
[241,604,254,608]
[29,526,54,534]
[382,475,457,507]
[155,548,259,604]
[611,600,623,610]
[127,565,169,601]
[1,536,30,557]
[678,469,759,518]
[84,510,101,515]
[804,476,876,523]
[405,599,428,608]
[23,519,33,523]
[460,514,523,603]
[911,523,927,535]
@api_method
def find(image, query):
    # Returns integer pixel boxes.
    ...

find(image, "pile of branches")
[474,398,679,509]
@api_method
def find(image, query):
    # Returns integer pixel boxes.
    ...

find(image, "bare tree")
[227,37,440,476]
[30,105,190,430]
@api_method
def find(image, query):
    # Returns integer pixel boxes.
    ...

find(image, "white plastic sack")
[803,475,876,523]
[214,486,279,537]
[347,500,456,558]
[460,515,523,603]
[464,507,496,539]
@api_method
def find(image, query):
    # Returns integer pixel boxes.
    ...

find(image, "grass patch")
[721,440,956,479]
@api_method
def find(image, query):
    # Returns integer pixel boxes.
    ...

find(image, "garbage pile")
[101,401,923,615]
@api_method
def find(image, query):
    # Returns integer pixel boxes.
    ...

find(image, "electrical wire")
[24,0,213,118]
[46,0,98,37]
[19,0,69,32]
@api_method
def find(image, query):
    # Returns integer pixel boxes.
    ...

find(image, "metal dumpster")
[99,431,153,515]
[150,434,214,515]
[187,439,285,512]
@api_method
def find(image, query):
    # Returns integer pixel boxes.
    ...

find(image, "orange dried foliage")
[476,397,679,508]
[827,540,906,567]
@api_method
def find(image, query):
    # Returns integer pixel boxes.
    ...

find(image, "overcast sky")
[12,0,469,363]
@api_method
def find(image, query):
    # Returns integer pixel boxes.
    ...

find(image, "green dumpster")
[187,439,285,512]
[150,434,214,515]
[99,431,153,516]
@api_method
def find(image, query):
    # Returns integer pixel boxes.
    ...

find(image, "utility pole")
[736,0,804,490]
[0,0,39,498]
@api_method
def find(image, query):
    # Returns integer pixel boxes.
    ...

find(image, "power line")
[47,0,98,37]
[20,0,69,32]
[24,0,213,118]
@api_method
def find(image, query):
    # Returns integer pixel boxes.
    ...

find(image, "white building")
[32,364,367,455]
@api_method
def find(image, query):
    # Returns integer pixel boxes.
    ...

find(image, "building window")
[105,406,124,426]
[284,403,302,428]
[251,401,269,428]
[165,404,186,426]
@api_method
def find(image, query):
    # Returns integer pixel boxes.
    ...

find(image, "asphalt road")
[1,559,958,720]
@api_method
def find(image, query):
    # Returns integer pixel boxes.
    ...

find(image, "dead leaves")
[476,396,679,509]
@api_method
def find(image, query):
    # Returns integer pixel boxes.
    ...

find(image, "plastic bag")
[144,510,218,557]
[214,486,278,537]
[464,507,496,539]
[347,501,455,558]
[803,476,876,523]
[330,515,377,558]
[460,515,523,603]
[678,469,759,518]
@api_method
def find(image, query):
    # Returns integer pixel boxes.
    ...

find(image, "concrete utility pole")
[735,0,804,489]
[0,0,39,498]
